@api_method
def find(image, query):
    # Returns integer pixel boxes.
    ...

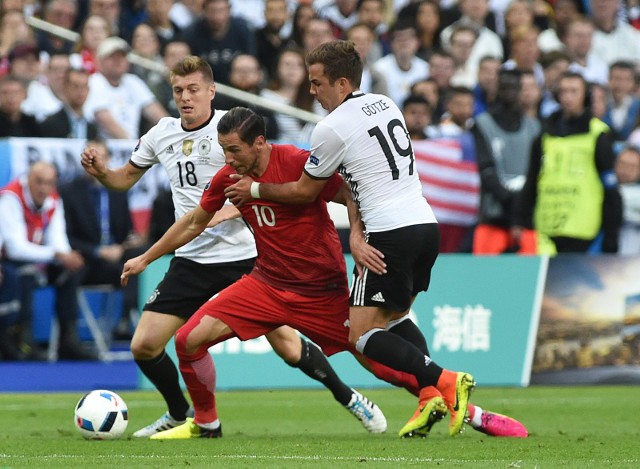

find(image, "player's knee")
[272,338,303,364]
[174,328,189,355]
[174,328,203,358]
[353,328,385,354]
[278,347,301,365]
[130,336,163,360]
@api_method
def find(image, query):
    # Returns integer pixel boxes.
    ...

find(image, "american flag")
[413,133,480,226]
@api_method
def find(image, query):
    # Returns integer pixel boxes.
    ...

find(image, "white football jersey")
[131,111,257,263]
[304,92,436,232]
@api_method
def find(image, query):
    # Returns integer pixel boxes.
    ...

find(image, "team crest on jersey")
[309,155,319,166]
[182,140,194,156]
[198,139,211,155]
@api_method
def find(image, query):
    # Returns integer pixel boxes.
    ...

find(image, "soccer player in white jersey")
[225,41,528,438]
[80,55,388,437]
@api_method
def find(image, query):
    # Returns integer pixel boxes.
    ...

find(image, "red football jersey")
[201,144,348,296]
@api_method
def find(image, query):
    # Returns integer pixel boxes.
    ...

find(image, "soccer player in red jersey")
[120,107,394,438]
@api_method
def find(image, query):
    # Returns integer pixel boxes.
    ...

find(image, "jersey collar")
[341,90,365,105]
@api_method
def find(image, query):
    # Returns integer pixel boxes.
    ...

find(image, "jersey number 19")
[368,119,414,180]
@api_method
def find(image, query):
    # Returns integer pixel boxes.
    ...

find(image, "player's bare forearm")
[81,147,144,191]
[120,206,212,285]
[97,165,145,191]
[259,180,318,204]
[344,187,364,241]
[225,173,323,206]
[262,171,327,204]
[331,181,351,206]
[345,189,386,276]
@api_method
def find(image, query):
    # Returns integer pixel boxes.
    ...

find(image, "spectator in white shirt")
[440,0,504,73]
[502,25,544,86]
[591,0,640,65]
[85,36,169,139]
[0,161,95,360]
[564,16,609,85]
[449,24,480,88]
[22,52,71,123]
[373,20,429,107]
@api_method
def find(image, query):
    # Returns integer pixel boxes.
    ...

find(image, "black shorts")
[143,256,256,319]
[350,223,439,312]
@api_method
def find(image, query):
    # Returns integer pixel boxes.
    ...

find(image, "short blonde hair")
[170,56,214,83]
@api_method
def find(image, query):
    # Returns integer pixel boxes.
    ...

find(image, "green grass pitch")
[0,386,638,468]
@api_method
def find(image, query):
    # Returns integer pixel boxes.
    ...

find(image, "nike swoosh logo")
[452,379,460,412]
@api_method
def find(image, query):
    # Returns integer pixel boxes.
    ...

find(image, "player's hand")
[224,174,254,207]
[120,255,149,287]
[350,235,386,277]
[80,146,108,178]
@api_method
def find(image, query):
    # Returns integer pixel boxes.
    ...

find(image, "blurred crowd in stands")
[2,0,640,360]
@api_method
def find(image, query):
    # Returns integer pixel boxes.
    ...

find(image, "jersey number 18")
[177,161,198,186]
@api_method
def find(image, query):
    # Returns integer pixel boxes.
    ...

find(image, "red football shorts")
[195,275,353,356]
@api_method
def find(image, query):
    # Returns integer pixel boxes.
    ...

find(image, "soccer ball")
[74,389,129,440]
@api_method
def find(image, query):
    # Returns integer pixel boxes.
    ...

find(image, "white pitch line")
[2,454,639,465]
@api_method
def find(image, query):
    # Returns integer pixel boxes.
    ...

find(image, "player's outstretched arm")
[80,145,146,191]
[120,204,214,286]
